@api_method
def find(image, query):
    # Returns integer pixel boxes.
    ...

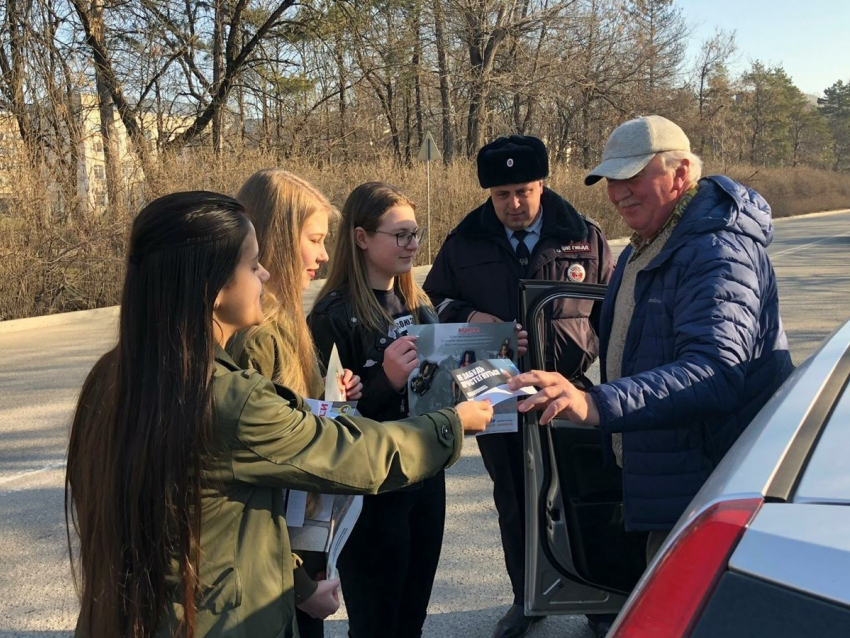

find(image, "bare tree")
[0,0,43,164]
[1,0,91,218]
[552,0,642,167]
[433,0,455,163]
[69,0,301,163]
[622,0,689,113]
[348,0,419,164]
[457,0,515,154]
[691,28,736,154]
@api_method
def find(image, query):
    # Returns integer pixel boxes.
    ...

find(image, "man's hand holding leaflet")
[450,359,535,405]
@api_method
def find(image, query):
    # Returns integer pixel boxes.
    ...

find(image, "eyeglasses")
[371,227,428,247]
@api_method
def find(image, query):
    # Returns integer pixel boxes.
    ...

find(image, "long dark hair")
[65,192,250,638]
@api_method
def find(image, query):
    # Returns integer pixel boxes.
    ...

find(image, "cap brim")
[583,153,656,186]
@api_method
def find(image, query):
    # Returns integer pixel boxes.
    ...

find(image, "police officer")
[424,135,615,638]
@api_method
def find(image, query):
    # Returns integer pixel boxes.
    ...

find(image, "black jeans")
[338,471,446,638]
[296,608,324,638]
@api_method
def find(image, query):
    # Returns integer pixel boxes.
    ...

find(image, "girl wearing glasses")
[308,182,443,638]
[229,169,363,638]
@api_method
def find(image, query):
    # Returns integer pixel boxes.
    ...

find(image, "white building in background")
[0,90,193,216]
[0,92,136,215]
[73,91,145,214]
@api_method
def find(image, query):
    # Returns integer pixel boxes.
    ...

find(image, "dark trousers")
[338,471,446,638]
[645,530,670,565]
[478,431,527,605]
[296,608,324,638]
[296,551,327,638]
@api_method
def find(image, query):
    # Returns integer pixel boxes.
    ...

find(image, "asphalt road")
[1,209,848,637]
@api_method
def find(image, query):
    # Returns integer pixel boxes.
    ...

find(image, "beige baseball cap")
[584,115,691,185]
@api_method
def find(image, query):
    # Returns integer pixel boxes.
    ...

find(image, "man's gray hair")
[659,150,703,183]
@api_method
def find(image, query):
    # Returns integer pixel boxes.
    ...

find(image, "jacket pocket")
[199,566,243,614]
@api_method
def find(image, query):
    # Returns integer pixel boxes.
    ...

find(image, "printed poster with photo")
[405,322,520,434]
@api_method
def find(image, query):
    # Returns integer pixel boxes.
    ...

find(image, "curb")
[774,208,850,222]
[0,306,119,335]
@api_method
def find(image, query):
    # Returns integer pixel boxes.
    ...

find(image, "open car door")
[520,280,647,617]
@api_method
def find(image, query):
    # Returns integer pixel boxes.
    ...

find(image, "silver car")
[521,281,850,636]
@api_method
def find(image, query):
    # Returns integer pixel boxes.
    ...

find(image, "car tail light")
[610,497,763,638]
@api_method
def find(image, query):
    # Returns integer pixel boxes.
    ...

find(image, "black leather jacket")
[308,288,439,422]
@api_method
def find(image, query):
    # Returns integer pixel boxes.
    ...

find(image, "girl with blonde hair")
[308,182,445,638]
[230,169,362,637]
[232,168,359,399]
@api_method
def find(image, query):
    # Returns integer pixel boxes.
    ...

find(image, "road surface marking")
[771,229,850,259]
[0,462,66,487]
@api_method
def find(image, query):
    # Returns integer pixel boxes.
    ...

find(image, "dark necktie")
[513,229,531,276]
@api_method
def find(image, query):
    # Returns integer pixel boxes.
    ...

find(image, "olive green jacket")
[231,322,324,604]
[234,322,282,377]
[157,348,463,637]
[231,321,318,395]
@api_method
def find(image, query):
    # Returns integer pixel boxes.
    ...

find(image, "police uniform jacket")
[424,187,614,380]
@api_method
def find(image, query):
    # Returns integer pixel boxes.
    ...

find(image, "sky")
[677,0,850,97]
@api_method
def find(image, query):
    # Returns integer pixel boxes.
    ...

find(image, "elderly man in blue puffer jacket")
[510,115,794,567]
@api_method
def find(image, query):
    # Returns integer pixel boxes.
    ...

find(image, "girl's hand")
[340,369,363,400]
[297,578,341,619]
[515,323,529,357]
[383,335,419,391]
[455,400,494,434]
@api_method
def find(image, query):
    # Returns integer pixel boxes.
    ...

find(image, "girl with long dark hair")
[65,191,492,638]
[308,182,447,638]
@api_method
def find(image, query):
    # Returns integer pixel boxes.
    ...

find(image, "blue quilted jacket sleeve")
[588,178,783,434]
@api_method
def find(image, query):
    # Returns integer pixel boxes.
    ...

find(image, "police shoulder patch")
[567,263,587,282]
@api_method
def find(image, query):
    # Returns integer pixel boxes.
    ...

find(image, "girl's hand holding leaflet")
[340,369,363,400]
[455,400,494,434]
[515,323,528,357]
[383,335,419,390]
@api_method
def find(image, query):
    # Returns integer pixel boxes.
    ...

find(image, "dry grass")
[148,150,627,255]
[724,164,850,218]
[0,162,126,321]
[2,148,849,321]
